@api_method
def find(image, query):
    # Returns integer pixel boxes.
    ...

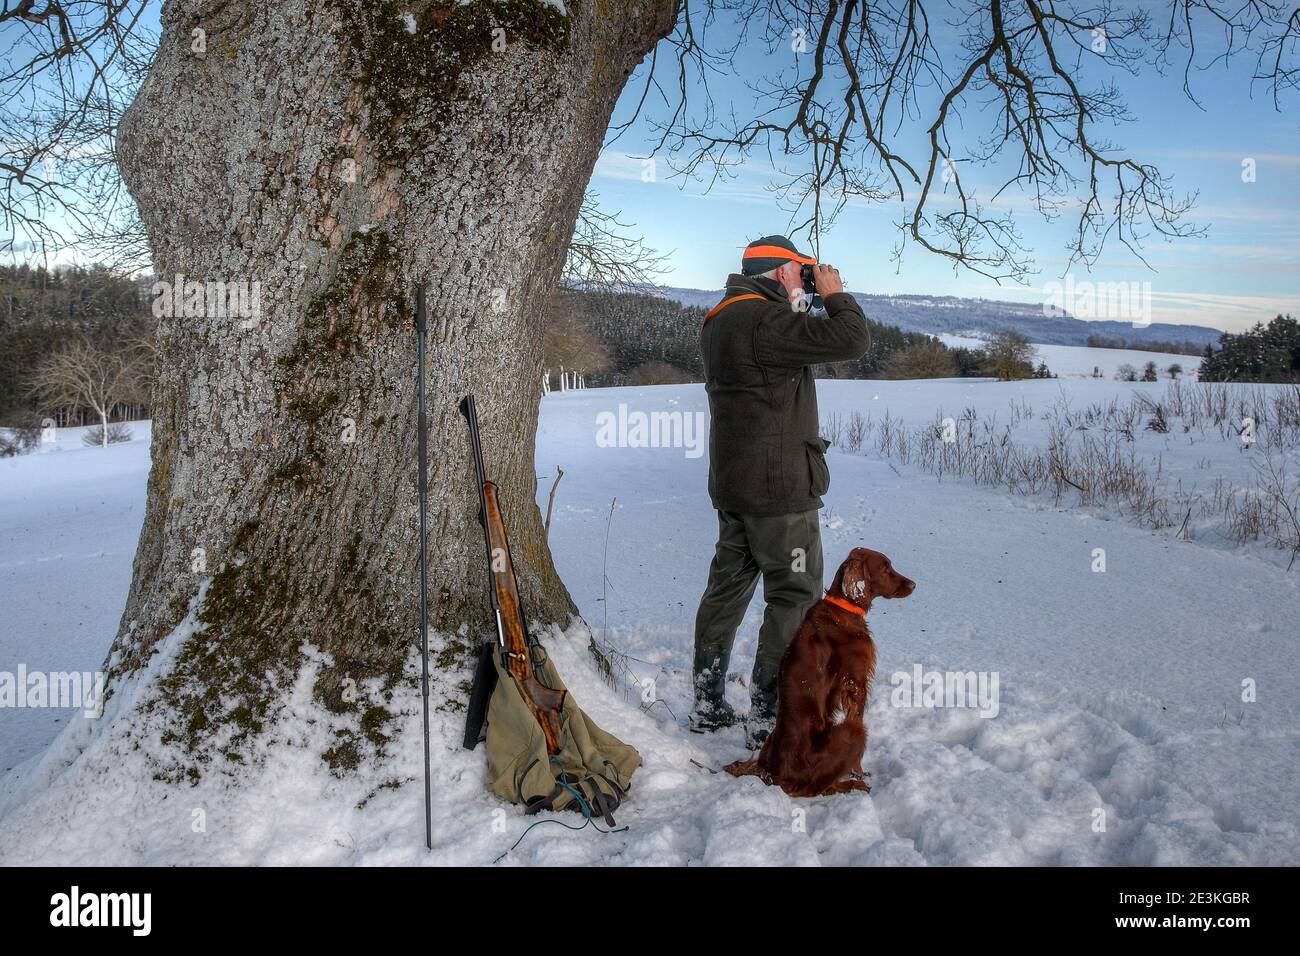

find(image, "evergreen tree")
[1199,315,1300,383]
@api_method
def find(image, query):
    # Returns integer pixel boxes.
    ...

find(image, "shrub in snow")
[625,361,694,386]
[82,423,133,447]
[1146,405,1169,433]
[0,431,23,457]
[0,421,41,456]
[885,339,956,379]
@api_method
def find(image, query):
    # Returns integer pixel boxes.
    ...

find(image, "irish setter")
[725,548,915,797]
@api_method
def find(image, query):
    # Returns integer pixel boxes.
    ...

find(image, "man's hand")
[812,263,844,297]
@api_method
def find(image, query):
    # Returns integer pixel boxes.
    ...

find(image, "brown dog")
[725,548,915,797]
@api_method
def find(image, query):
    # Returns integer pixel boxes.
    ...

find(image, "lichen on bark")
[333,0,572,162]
[278,227,406,478]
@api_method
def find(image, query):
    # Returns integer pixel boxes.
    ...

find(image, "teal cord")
[492,779,628,864]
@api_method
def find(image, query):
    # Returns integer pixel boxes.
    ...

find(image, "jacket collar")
[724,272,789,304]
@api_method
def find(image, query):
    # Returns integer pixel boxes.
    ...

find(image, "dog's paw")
[845,771,872,793]
[725,760,778,786]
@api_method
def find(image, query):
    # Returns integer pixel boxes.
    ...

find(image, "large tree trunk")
[112,0,677,775]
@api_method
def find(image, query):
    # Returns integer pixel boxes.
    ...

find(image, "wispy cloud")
[1144,147,1300,167]
[965,283,1297,332]
[594,150,855,207]
[591,151,655,182]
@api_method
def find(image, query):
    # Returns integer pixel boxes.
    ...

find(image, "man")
[691,235,871,748]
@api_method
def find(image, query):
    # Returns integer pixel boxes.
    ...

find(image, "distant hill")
[646,285,1221,353]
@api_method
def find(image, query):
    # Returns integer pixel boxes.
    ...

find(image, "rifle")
[459,394,566,754]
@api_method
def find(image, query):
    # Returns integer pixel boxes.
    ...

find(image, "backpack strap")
[515,761,630,828]
[704,292,766,324]
[598,762,629,803]
[573,775,619,828]
[522,769,584,817]
[593,770,627,825]
[517,758,563,815]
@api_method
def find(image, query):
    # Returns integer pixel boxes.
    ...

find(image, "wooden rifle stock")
[460,393,565,756]
[481,481,566,755]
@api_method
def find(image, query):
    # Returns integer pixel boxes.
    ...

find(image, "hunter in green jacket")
[691,235,871,747]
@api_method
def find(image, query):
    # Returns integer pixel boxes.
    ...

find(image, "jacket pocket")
[805,437,831,497]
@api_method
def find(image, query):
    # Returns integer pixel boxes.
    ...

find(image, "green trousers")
[692,509,824,724]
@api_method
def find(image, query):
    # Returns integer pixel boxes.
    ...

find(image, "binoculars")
[800,263,823,311]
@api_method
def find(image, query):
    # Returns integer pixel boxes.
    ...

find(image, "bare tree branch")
[563,190,672,289]
[0,0,154,260]
[27,331,148,444]
[6,0,1297,283]
[629,0,1297,281]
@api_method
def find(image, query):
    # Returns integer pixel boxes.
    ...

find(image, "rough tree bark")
[111,0,678,776]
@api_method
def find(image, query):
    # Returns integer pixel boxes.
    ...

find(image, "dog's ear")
[840,551,871,605]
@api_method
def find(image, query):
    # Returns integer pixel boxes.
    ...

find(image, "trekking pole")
[415,283,432,851]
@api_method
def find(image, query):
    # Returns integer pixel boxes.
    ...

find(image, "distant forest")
[544,288,1051,387]
[12,271,1290,434]
[652,286,1222,350]
[1085,334,1205,356]
[0,265,153,426]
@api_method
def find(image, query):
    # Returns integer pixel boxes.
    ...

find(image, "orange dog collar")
[823,593,866,617]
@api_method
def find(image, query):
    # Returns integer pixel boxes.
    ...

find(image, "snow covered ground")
[0,424,148,772]
[1,371,1297,866]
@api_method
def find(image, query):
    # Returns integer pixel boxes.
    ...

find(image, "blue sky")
[591,9,1299,333]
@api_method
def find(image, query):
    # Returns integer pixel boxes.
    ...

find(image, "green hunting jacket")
[700,273,871,516]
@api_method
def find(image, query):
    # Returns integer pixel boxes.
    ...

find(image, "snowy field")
[937,334,1203,380]
[1,369,1297,866]
[0,424,147,772]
